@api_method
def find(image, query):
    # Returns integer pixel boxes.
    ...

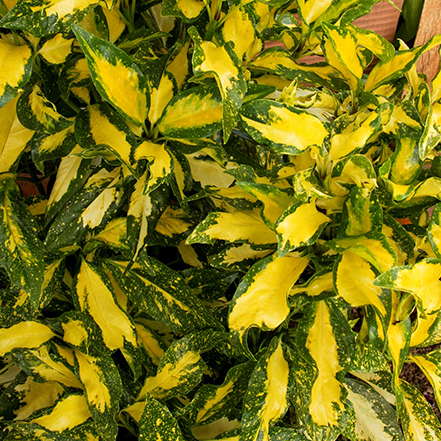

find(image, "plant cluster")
[1,0,441,439]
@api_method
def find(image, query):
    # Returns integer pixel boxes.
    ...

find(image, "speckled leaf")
[295,299,354,431]
[30,125,76,170]
[419,100,441,160]
[189,27,246,142]
[428,204,441,259]
[240,99,328,155]
[139,393,184,441]
[345,378,404,441]
[157,85,223,139]
[103,257,222,333]
[74,349,121,440]
[399,380,441,441]
[410,310,441,348]
[349,371,396,405]
[184,360,255,427]
[161,0,204,21]
[237,182,295,228]
[147,70,176,127]
[334,251,386,316]
[44,145,91,227]
[276,198,330,257]
[0,322,54,356]
[374,259,441,316]
[12,344,82,389]
[0,39,32,107]
[38,34,73,64]
[0,0,101,36]
[0,96,34,174]
[30,394,91,432]
[228,253,309,352]
[58,57,92,102]
[134,320,166,366]
[240,337,293,441]
[44,167,123,252]
[210,243,273,271]
[187,209,277,246]
[17,84,73,134]
[328,232,396,273]
[73,24,149,126]
[138,330,225,400]
[74,259,138,351]
[0,173,44,302]
[328,103,392,162]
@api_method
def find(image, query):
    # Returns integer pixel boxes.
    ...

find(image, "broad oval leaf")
[0,39,32,107]
[73,24,149,126]
[228,253,309,352]
[157,85,223,138]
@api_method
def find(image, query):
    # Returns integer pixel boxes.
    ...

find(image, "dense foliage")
[1,0,441,439]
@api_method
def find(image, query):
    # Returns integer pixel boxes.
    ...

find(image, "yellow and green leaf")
[228,253,309,352]
[73,24,149,126]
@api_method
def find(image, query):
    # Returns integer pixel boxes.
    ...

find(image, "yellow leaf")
[335,251,386,316]
[0,321,55,356]
[76,260,137,350]
[38,34,73,64]
[31,394,90,432]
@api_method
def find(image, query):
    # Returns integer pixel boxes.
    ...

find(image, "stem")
[114,6,134,32]
[0,0,8,18]
[130,0,136,25]
[26,166,46,195]
[62,97,81,113]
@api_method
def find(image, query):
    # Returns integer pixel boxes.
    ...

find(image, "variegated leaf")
[240,337,293,441]
[0,38,32,107]
[139,393,184,440]
[184,361,255,427]
[73,24,149,126]
[147,70,176,127]
[295,299,354,431]
[345,378,404,441]
[17,84,73,134]
[38,34,73,64]
[0,173,44,301]
[210,243,273,271]
[399,379,441,441]
[75,102,138,173]
[157,85,223,139]
[138,331,224,400]
[189,27,247,141]
[74,349,121,440]
[12,344,82,389]
[276,198,330,257]
[0,96,34,173]
[428,203,441,259]
[375,259,441,317]
[240,99,329,155]
[45,167,123,252]
[58,57,92,102]
[0,321,54,356]
[103,257,222,333]
[187,209,277,246]
[74,259,138,351]
[161,0,204,21]
[228,253,309,352]
[134,320,166,366]
[30,394,91,432]
[410,310,441,348]
[334,250,387,316]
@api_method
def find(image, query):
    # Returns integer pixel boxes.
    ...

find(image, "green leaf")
[73,24,149,126]
[228,253,309,353]
[0,321,55,356]
[74,259,138,351]
[428,203,441,259]
[240,99,329,155]
[0,39,32,107]
[0,173,44,302]
[189,27,247,142]
[17,84,73,134]
[240,337,293,441]
[138,330,225,400]
[139,393,184,440]
[345,378,404,441]
[157,85,223,139]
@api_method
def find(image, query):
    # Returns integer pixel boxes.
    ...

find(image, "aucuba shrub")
[1,0,441,439]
